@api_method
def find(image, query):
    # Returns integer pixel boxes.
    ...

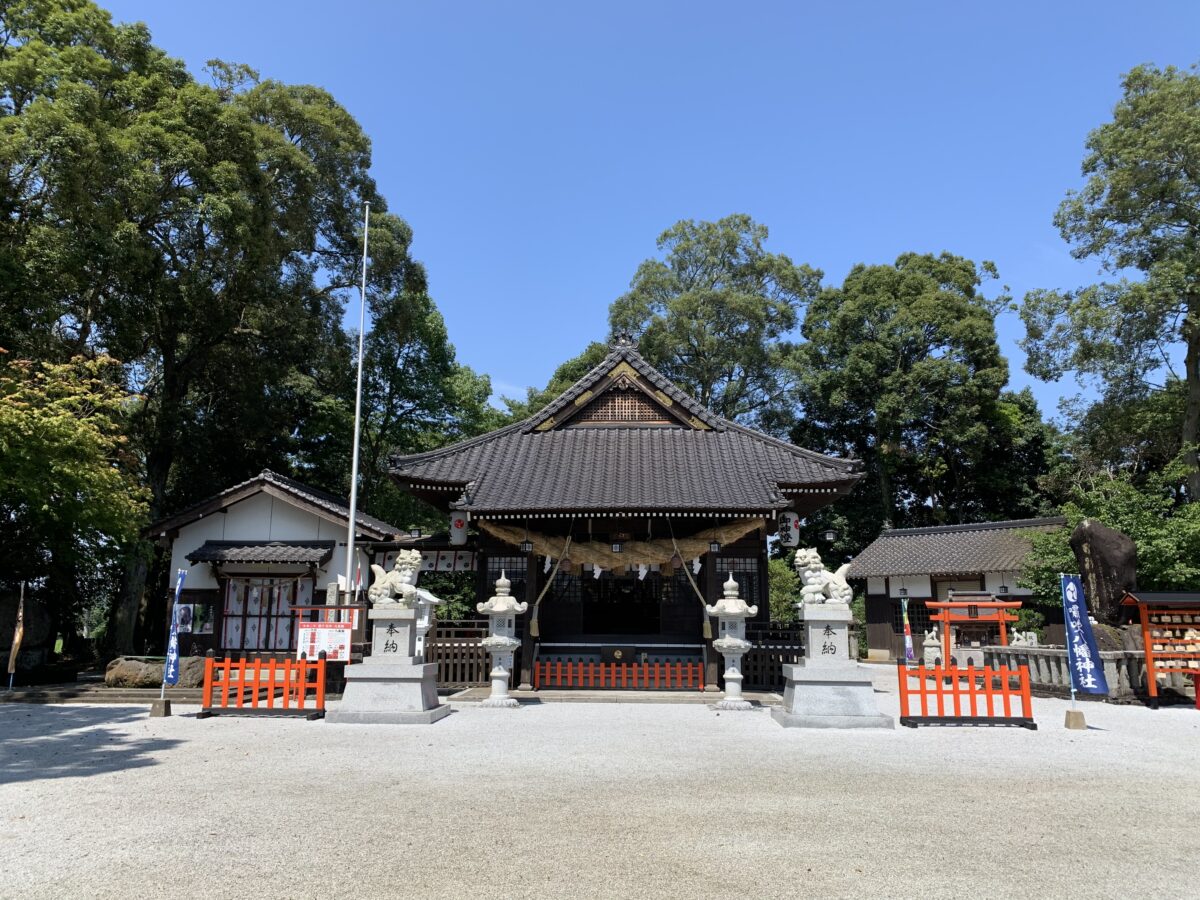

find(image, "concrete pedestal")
[326,608,450,725]
[772,601,893,729]
[150,698,171,718]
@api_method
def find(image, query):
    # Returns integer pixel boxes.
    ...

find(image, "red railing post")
[202,651,214,710]
[896,663,909,718]
[315,651,327,710]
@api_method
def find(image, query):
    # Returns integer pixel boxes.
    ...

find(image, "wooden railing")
[198,650,326,719]
[426,619,513,688]
[743,622,805,690]
[897,662,1036,729]
[535,660,704,690]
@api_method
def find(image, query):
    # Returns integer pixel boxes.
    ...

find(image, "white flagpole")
[344,202,370,604]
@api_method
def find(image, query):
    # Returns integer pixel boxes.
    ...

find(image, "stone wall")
[983,644,1198,702]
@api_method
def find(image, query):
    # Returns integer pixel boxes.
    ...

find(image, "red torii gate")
[927,592,1022,665]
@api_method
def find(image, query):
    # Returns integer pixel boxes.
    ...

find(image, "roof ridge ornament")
[610,331,638,350]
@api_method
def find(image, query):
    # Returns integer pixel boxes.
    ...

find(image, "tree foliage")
[0,0,493,652]
[0,355,147,641]
[609,214,822,430]
[1022,462,1200,613]
[1022,62,1200,496]
[793,253,1048,549]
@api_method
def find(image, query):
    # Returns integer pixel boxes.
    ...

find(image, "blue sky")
[103,1,1199,416]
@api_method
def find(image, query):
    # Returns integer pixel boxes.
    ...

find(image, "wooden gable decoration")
[540,360,702,430]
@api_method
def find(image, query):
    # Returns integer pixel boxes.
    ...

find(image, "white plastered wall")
[167,491,370,592]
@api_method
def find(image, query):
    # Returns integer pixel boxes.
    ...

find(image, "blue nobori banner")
[163,569,187,688]
[1060,574,1109,696]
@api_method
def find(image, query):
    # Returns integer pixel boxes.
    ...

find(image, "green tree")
[767,555,799,622]
[1022,62,1200,496]
[0,355,148,649]
[1022,463,1200,623]
[500,341,610,419]
[609,214,822,430]
[0,2,452,651]
[357,287,499,531]
[793,253,1038,549]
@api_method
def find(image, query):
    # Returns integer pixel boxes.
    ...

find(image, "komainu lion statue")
[368,548,442,608]
[795,547,853,604]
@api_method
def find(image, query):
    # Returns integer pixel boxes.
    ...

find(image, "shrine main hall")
[390,337,861,689]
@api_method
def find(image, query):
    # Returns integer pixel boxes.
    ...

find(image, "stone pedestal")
[326,608,450,725]
[772,602,893,729]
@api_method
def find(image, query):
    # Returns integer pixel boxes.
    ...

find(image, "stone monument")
[772,548,893,729]
[326,549,450,725]
[476,571,527,708]
[707,573,758,710]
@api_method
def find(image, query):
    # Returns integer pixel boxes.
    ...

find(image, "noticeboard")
[296,621,353,662]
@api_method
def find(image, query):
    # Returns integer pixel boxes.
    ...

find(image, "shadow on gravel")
[0,705,180,785]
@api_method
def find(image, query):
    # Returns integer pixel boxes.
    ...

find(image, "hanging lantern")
[709,540,721,554]
[820,528,838,543]
[778,511,801,547]
[519,540,533,554]
[612,540,624,553]
[898,587,908,597]
[449,514,468,546]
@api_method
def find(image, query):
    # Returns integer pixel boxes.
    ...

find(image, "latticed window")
[575,389,669,424]
[486,555,528,603]
[222,578,311,651]
[892,599,932,633]
[717,557,761,611]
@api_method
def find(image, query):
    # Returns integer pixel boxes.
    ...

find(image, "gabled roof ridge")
[875,516,1067,537]
[391,419,532,469]
[717,418,862,474]
[522,342,724,433]
[146,469,401,538]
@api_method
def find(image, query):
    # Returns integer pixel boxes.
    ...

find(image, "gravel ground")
[1,668,1197,900]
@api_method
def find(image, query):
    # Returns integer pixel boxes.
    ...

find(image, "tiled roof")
[846,517,1067,579]
[391,341,861,516]
[185,540,336,566]
[147,470,401,540]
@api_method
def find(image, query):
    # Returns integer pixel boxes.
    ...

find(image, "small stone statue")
[795,548,853,604]
[368,549,442,608]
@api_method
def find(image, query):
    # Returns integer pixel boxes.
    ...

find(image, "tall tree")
[793,253,1038,548]
[0,355,147,647]
[356,285,499,530]
[0,2,431,650]
[609,214,822,430]
[1022,62,1200,496]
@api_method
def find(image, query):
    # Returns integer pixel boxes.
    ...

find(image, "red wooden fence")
[897,662,1036,729]
[534,660,704,691]
[199,650,327,719]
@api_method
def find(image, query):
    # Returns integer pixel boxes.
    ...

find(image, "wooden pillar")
[703,554,720,691]
[517,550,538,691]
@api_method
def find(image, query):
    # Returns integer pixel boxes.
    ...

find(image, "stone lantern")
[476,571,528,708]
[706,573,758,710]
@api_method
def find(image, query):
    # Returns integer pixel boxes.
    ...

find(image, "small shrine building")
[391,337,862,688]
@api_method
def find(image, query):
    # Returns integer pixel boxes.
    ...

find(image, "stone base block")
[149,698,171,718]
[326,704,451,725]
[326,659,446,725]
[774,661,893,729]
[772,709,894,729]
[1064,709,1087,730]
[479,697,521,709]
[714,698,754,711]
